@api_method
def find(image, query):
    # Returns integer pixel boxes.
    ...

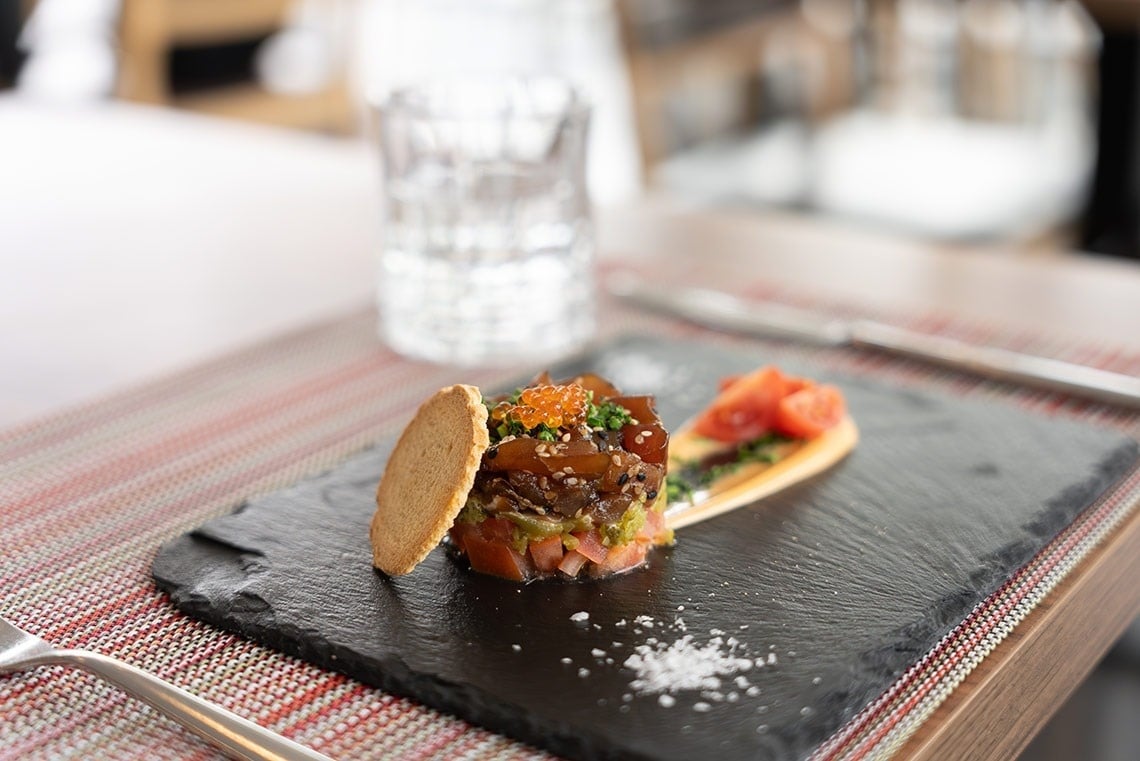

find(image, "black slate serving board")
[153,336,1138,761]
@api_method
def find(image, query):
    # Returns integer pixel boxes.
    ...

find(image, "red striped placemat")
[1,290,1137,760]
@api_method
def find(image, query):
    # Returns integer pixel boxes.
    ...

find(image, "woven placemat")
[1,284,1137,760]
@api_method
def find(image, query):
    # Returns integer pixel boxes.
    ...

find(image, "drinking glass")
[372,78,595,365]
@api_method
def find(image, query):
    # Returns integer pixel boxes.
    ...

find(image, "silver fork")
[0,613,333,760]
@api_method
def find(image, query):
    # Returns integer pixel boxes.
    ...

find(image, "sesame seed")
[642,430,653,437]
[611,454,621,465]
[634,434,645,445]
[565,477,579,486]
[618,473,630,486]
[562,432,571,442]
[564,466,574,474]
[636,472,647,481]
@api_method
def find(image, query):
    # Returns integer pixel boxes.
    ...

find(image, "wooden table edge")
[897,497,1140,760]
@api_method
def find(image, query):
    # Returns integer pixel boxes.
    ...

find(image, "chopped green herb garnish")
[699,433,791,485]
[665,473,696,504]
[665,432,794,501]
[585,391,634,431]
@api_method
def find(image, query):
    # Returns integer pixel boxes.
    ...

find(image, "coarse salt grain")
[624,633,758,697]
[570,611,590,623]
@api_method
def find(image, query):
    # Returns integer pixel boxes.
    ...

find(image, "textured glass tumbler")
[373,79,595,366]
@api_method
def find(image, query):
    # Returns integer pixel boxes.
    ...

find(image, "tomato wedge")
[693,366,790,443]
[774,385,846,438]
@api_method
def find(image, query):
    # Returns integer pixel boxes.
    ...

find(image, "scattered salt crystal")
[578,668,590,678]
[710,628,725,636]
[812,676,822,685]
[591,648,607,658]
[677,605,685,612]
[767,653,777,665]
[693,702,711,713]
[560,657,573,665]
[511,644,522,652]
[800,706,813,717]
[658,694,676,708]
[746,686,761,697]
[727,692,739,703]
[570,611,590,623]
[734,676,750,689]
[756,724,769,734]
[624,630,761,701]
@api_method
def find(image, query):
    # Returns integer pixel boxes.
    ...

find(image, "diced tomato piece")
[462,533,530,581]
[783,375,815,395]
[775,385,846,439]
[479,516,516,543]
[717,374,743,393]
[621,422,668,465]
[528,535,564,573]
[594,542,648,577]
[558,549,589,578]
[571,530,609,563]
[448,522,477,551]
[693,366,790,444]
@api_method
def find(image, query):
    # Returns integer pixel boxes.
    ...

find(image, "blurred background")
[0,0,1137,758]
[5,0,1140,254]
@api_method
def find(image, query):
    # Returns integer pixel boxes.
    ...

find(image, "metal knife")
[608,275,1140,410]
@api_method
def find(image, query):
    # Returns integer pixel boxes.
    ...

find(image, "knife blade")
[608,275,1140,409]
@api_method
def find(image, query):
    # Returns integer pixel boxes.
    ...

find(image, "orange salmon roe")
[491,384,589,430]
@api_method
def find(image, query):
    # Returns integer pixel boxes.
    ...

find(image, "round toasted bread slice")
[371,384,490,575]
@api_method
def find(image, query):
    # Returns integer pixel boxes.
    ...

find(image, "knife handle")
[850,320,1140,409]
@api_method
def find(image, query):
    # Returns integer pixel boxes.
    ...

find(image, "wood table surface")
[3,99,1139,759]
